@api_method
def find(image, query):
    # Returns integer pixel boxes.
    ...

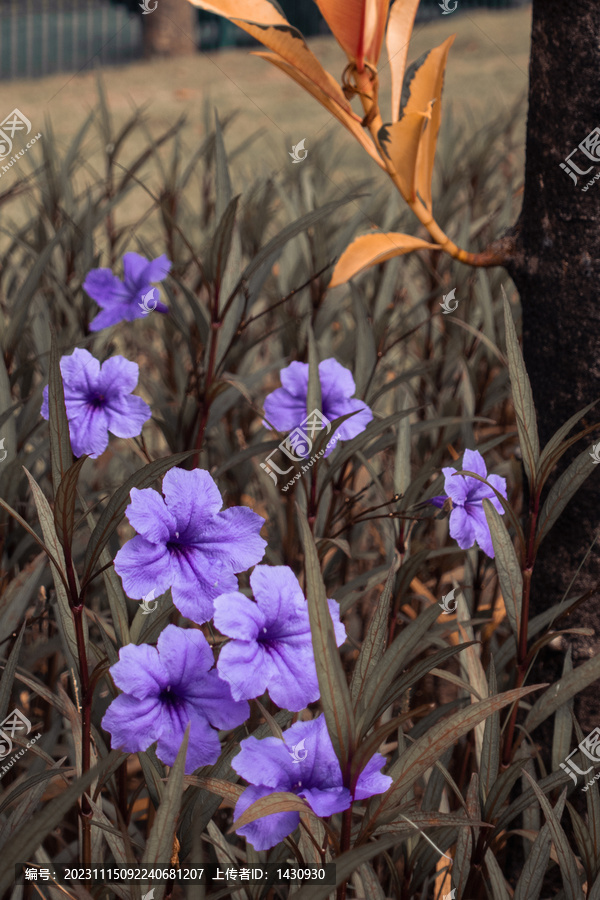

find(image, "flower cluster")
[39,252,510,855]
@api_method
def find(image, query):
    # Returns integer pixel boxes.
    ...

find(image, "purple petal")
[326,398,373,444]
[327,598,347,646]
[89,306,131,331]
[249,566,307,631]
[265,636,320,710]
[189,668,249,731]
[282,716,342,790]
[102,693,162,753]
[448,506,476,551]
[201,507,266,572]
[234,785,300,851]
[68,405,109,458]
[486,474,508,511]
[466,503,496,558]
[60,348,100,390]
[125,487,175,544]
[300,785,351,817]
[96,356,140,395]
[83,268,130,305]
[122,252,151,288]
[216,639,268,701]
[162,468,224,529]
[354,752,392,799]
[213,591,266,641]
[156,624,214,684]
[155,703,222,772]
[263,386,307,432]
[442,467,468,504]
[114,535,173,599]
[232,735,296,789]
[319,358,357,403]
[109,642,167,698]
[143,254,172,284]
[104,394,151,440]
[462,449,488,479]
[279,361,309,398]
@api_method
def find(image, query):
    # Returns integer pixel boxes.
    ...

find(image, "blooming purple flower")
[263,359,373,457]
[114,467,267,624]
[41,348,151,458]
[83,252,171,331]
[102,625,249,773]
[232,715,391,850]
[430,449,508,558]
[214,566,346,711]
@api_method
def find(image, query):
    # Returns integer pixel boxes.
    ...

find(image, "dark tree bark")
[507,0,600,731]
[142,0,197,58]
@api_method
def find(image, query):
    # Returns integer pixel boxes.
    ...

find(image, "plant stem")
[72,603,92,866]
[336,805,353,900]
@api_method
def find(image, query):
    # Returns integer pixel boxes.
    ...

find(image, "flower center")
[88,391,106,409]
[158,685,182,710]
[292,781,303,791]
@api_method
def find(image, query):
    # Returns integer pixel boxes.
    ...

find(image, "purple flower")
[41,348,151,458]
[232,715,391,850]
[263,359,373,457]
[114,467,267,624]
[214,566,346,711]
[83,252,171,331]
[430,449,508,558]
[102,625,249,773]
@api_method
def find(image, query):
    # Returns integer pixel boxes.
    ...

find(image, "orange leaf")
[314,0,390,67]
[386,0,421,121]
[404,35,455,210]
[329,232,439,287]
[187,0,348,109]
[378,109,431,202]
[254,51,385,170]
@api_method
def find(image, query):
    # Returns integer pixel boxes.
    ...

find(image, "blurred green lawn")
[9,5,529,186]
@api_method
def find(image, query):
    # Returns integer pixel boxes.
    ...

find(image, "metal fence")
[0,0,529,82]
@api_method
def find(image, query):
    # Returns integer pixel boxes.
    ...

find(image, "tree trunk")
[508,0,600,733]
[142,0,197,58]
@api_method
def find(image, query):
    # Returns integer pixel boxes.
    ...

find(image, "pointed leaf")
[503,292,540,488]
[142,726,189,871]
[48,330,74,495]
[525,651,600,732]
[537,399,598,476]
[329,233,439,287]
[297,510,355,771]
[361,684,545,838]
[314,0,390,65]
[535,447,598,550]
[54,456,88,552]
[350,563,395,705]
[379,112,430,203]
[483,498,522,643]
[513,791,567,900]
[386,0,421,121]
[522,776,582,900]
[231,791,312,830]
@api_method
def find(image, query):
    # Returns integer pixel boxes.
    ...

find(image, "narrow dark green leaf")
[350,563,395,705]
[24,468,82,679]
[485,847,512,899]
[142,726,189,877]
[47,329,74,495]
[209,195,239,288]
[231,791,313,830]
[361,684,544,839]
[355,604,440,737]
[306,321,322,423]
[483,498,522,642]
[479,657,500,804]
[522,775,582,900]
[0,750,122,896]
[54,456,88,551]
[0,622,26,723]
[537,400,598,477]
[525,643,600,732]
[513,791,566,900]
[502,290,539,488]
[297,509,355,772]
[535,447,598,550]
[82,450,196,585]
[350,284,377,396]
[214,110,232,223]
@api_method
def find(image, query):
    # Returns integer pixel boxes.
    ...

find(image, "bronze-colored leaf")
[329,232,439,287]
